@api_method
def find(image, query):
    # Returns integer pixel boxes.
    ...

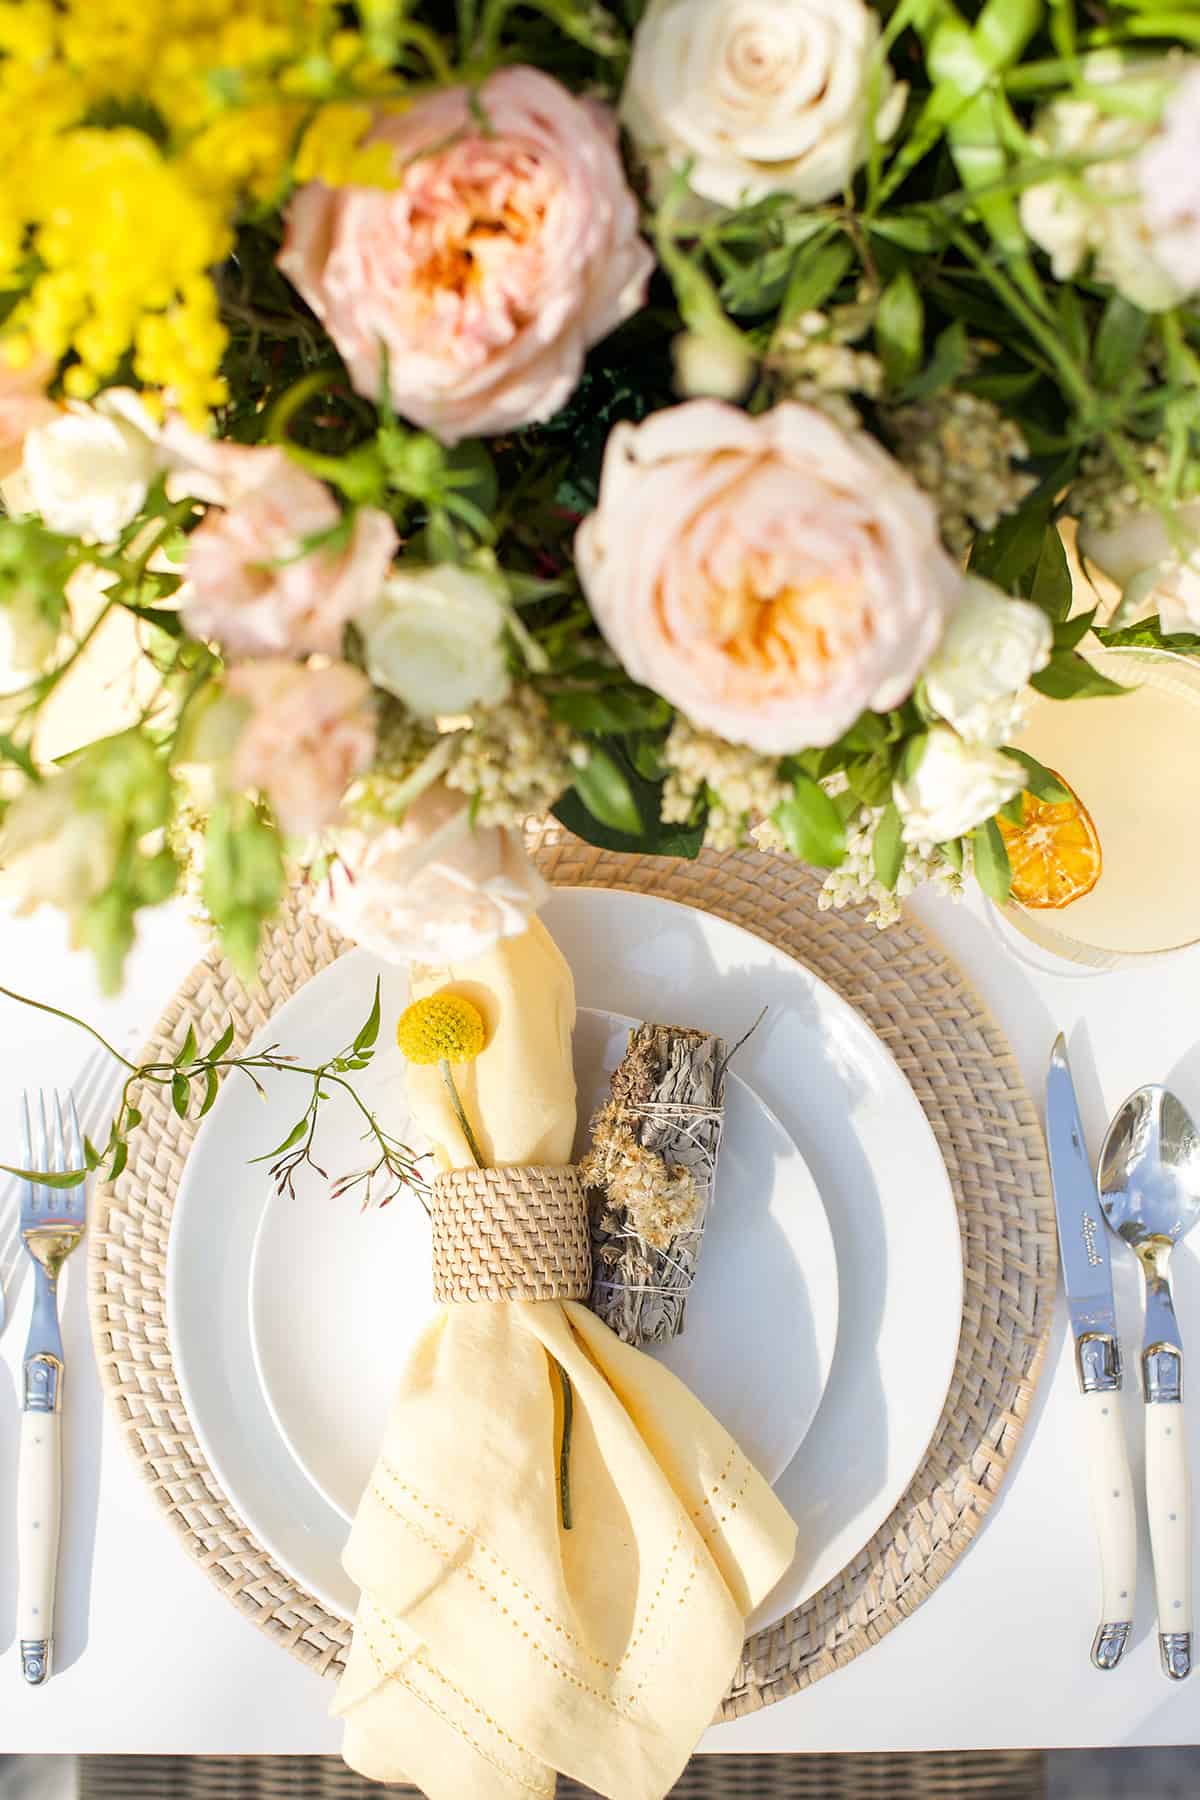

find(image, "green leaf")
[199,1068,221,1118]
[0,1162,87,1188]
[780,237,855,324]
[208,1022,235,1061]
[353,978,383,1054]
[83,1135,102,1171]
[1025,524,1073,623]
[171,1072,190,1119]
[1000,791,1025,826]
[845,752,894,809]
[939,837,965,872]
[1097,621,1200,656]
[570,748,643,837]
[872,803,904,891]
[1054,606,1097,651]
[553,744,704,859]
[970,492,1055,592]
[250,1118,308,1163]
[770,775,847,869]
[971,817,1013,904]
[868,214,948,252]
[1031,653,1130,699]
[1094,295,1150,390]
[901,319,970,401]
[107,1140,128,1183]
[124,1106,142,1128]
[1002,747,1072,802]
[0,734,37,779]
[897,731,930,783]
[548,688,670,735]
[174,1022,197,1068]
[876,270,925,389]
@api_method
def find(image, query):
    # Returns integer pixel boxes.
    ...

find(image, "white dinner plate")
[246,1005,837,1532]
[167,887,962,1636]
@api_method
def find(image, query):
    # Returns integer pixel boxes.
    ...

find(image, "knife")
[1047,1034,1137,1670]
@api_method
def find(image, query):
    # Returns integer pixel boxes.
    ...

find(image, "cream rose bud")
[315,782,549,966]
[360,565,511,718]
[278,67,652,446]
[575,400,960,754]
[672,331,755,402]
[923,578,1053,745]
[22,389,162,541]
[895,727,1023,846]
[1079,500,1200,636]
[621,0,905,211]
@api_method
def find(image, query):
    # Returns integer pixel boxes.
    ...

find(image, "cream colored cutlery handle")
[1146,1401,1192,1678]
[1082,1388,1137,1669]
[17,1409,60,1683]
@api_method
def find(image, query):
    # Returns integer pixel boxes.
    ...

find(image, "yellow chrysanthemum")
[397,995,487,1067]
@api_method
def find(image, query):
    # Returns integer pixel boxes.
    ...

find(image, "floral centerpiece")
[2,0,1200,998]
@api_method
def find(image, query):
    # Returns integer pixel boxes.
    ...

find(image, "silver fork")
[18,1089,87,1686]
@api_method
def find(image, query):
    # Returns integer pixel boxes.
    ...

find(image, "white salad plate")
[167,886,962,1633]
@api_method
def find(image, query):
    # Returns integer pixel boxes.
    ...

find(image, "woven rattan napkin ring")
[430,1165,592,1304]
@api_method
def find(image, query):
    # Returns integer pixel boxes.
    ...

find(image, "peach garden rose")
[178,443,397,658]
[574,401,962,753]
[277,66,654,445]
[0,351,58,481]
[227,659,377,836]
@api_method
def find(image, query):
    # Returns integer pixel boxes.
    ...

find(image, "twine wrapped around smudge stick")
[582,1022,728,1345]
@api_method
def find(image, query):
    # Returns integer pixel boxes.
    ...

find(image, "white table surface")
[0,885,1199,1756]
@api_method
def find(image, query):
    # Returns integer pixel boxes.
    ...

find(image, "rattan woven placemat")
[80,1751,1048,1799]
[87,826,1056,1719]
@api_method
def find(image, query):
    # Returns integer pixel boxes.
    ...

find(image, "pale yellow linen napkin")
[335,917,797,1799]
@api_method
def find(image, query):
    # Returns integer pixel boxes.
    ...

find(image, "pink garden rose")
[0,353,58,480]
[227,659,376,835]
[277,67,653,445]
[1139,62,1200,298]
[315,781,549,965]
[575,400,962,752]
[178,443,396,657]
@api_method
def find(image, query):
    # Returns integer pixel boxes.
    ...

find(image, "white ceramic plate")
[246,1006,836,1531]
[167,887,962,1634]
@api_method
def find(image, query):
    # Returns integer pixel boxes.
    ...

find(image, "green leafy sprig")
[0,978,428,1211]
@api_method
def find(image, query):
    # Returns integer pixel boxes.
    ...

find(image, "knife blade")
[1047,1034,1137,1671]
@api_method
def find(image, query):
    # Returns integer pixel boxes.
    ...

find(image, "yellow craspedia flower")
[397,995,486,1067]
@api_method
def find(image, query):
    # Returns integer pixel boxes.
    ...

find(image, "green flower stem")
[555,1357,574,1532]
[946,226,1096,413]
[438,1059,486,1168]
[0,986,137,1070]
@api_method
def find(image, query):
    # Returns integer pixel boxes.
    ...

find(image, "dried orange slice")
[997,776,1102,910]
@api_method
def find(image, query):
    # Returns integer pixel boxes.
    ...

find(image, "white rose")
[1139,63,1200,300]
[895,727,1023,845]
[621,0,906,211]
[923,578,1053,745]
[360,565,510,719]
[21,388,163,542]
[1020,58,1191,313]
[1079,499,1200,636]
[0,773,117,914]
[315,782,548,965]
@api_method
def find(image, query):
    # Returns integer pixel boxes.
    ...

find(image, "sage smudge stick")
[582,1022,733,1346]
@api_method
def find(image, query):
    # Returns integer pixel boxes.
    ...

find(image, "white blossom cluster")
[661,716,787,850]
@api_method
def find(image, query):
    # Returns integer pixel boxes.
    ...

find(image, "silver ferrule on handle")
[1077,1333,1122,1395]
[23,1353,62,1415]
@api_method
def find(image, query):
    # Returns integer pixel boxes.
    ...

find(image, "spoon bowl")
[1099,1084,1200,1681]
[1099,1087,1200,1258]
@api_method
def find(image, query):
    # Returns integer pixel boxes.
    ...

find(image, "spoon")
[1099,1086,1200,1680]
